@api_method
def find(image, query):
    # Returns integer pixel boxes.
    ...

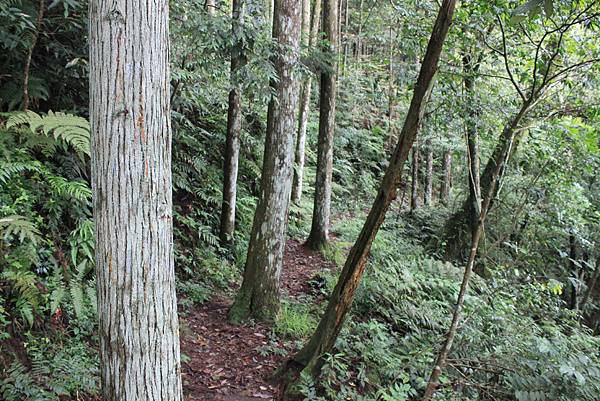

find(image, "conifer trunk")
[306,0,338,250]
[89,0,182,399]
[220,0,247,243]
[229,0,301,323]
[424,138,433,206]
[292,0,322,204]
[277,0,457,387]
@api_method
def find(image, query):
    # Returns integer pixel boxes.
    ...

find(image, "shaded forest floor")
[180,239,337,401]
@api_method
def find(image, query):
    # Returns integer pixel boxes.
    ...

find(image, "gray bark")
[424,139,434,206]
[89,0,182,400]
[220,0,247,243]
[306,0,338,250]
[291,0,322,204]
[229,0,301,323]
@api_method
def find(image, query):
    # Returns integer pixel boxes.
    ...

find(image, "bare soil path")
[181,239,336,401]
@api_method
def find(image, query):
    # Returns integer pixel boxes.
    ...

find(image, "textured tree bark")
[410,139,420,211]
[220,0,247,244]
[424,138,434,206]
[89,0,182,400]
[229,0,301,323]
[306,0,338,251]
[439,149,452,205]
[291,0,322,204]
[276,0,457,388]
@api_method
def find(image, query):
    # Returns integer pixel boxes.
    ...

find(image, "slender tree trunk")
[342,0,349,76]
[220,0,247,244]
[229,0,301,323]
[422,98,522,401]
[410,139,420,211]
[206,0,216,15]
[424,138,433,206]
[276,0,457,388]
[22,0,45,111]
[443,101,530,261]
[356,0,363,60]
[306,0,338,251]
[569,234,579,309]
[89,0,182,400]
[440,149,452,205]
[291,0,321,204]
[463,54,481,240]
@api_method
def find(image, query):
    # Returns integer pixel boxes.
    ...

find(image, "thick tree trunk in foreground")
[292,0,322,204]
[306,0,338,250]
[276,0,457,388]
[440,149,452,205]
[422,100,523,401]
[229,0,301,323]
[89,0,182,400]
[424,138,434,206]
[220,0,247,243]
[410,139,420,211]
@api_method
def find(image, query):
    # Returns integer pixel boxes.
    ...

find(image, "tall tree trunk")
[463,54,481,240]
[410,139,420,212]
[342,0,349,76]
[306,0,338,250]
[229,0,301,323]
[424,138,433,206]
[89,0,182,400]
[440,149,452,205]
[291,0,321,204]
[206,0,216,15]
[220,0,247,244]
[356,0,363,60]
[422,96,522,401]
[22,0,45,111]
[276,0,457,388]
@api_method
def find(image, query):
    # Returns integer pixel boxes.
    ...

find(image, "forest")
[0,0,599,400]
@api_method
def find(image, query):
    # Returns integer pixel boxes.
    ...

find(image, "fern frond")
[0,215,41,244]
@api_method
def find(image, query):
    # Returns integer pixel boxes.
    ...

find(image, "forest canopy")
[1,0,599,400]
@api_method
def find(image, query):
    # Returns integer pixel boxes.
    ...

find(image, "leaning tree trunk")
[220,0,247,244]
[89,0,182,400]
[410,139,420,211]
[439,149,452,205]
[276,0,457,389]
[291,0,322,204]
[424,138,434,206]
[306,0,338,250]
[229,0,301,323]
[22,0,45,111]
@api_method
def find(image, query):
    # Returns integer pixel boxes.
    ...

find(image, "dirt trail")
[181,239,337,401]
